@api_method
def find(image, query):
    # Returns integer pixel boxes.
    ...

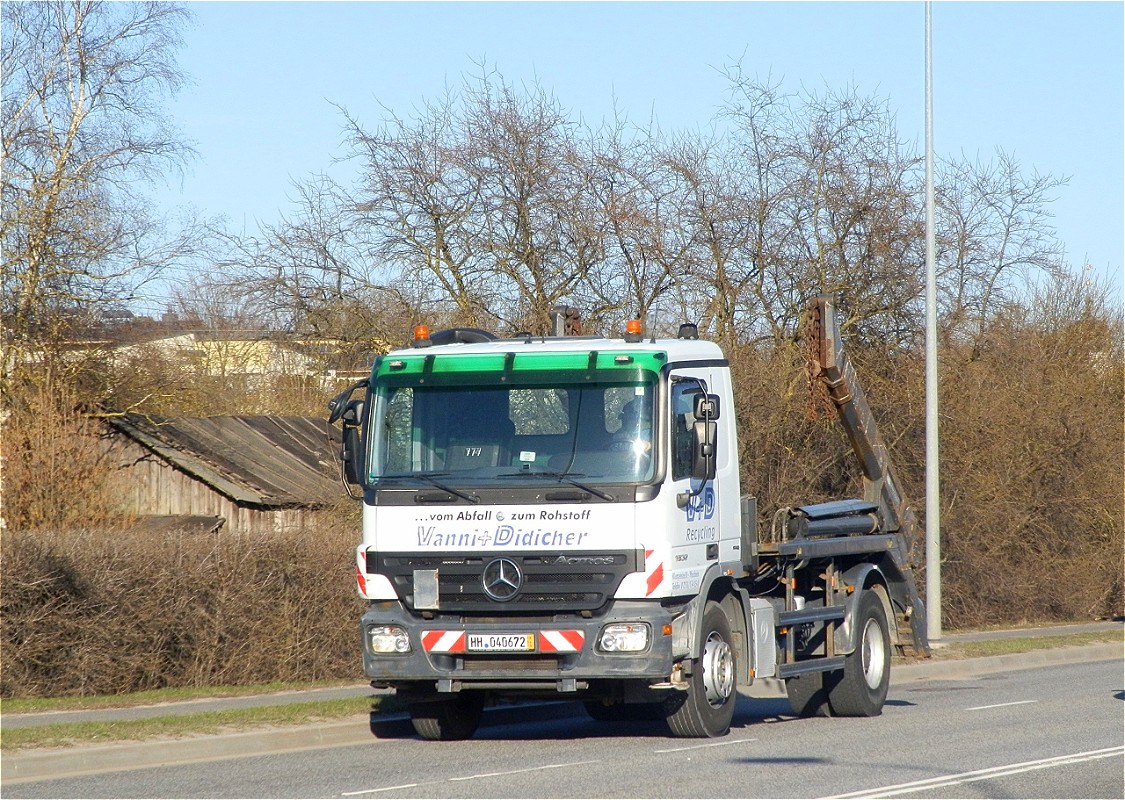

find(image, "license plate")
[466,634,535,652]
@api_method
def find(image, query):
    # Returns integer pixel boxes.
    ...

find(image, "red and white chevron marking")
[355,550,367,595]
[644,548,665,596]
[539,630,585,652]
[421,630,466,653]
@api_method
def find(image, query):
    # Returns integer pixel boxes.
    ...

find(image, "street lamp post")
[924,2,942,641]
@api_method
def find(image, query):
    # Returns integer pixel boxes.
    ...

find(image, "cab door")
[665,372,719,594]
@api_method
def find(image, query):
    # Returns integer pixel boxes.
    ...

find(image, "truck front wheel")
[664,601,737,737]
[408,693,485,740]
[827,590,890,717]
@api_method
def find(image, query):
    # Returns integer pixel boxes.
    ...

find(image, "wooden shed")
[106,414,344,535]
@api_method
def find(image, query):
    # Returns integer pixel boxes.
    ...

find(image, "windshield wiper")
[379,471,480,504]
[499,470,615,502]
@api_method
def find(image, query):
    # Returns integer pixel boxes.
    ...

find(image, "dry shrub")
[1,386,132,531]
[729,341,924,551]
[730,341,867,518]
[728,321,1122,629]
[939,313,1124,626]
[1,518,365,698]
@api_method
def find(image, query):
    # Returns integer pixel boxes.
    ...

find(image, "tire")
[784,604,833,717]
[664,601,737,738]
[785,671,832,717]
[408,693,485,740]
[827,590,891,717]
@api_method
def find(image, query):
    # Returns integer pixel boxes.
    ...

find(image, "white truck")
[328,295,929,740]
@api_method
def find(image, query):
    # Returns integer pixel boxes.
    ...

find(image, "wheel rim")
[701,630,735,707]
[860,617,887,690]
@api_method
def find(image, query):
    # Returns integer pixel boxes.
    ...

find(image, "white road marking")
[448,759,602,781]
[342,758,601,794]
[966,699,1039,711]
[341,783,419,796]
[654,737,758,753]
[821,746,1125,799]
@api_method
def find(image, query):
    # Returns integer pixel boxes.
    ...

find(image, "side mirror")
[693,393,720,420]
[328,379,368,424]
[338,398,365,486]
[678,420,718,508]
[690,420,718,481]
[341,428,363,486]
[327,380,368,493]
[341,399,364,426]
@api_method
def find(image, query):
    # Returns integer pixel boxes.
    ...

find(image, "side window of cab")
[671,382,702,480]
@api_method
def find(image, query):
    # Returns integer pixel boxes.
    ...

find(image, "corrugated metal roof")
[108,414,343,508]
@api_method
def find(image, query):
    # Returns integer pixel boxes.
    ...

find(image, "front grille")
[462,657,559,671]
[369,551,635,613]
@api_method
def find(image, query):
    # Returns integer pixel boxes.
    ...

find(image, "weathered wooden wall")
[110,438,324,535]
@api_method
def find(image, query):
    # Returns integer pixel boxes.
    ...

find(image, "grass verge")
[0,680,364,715]
[927,630,1121,660]
[1,695,404,752]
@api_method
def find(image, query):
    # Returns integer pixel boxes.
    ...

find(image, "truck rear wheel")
[827,590,890,717]
[664,601,737,738]
[408,693,484,740]
[785,671,831,717]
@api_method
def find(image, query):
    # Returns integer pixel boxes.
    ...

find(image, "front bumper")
[360,599,676,692]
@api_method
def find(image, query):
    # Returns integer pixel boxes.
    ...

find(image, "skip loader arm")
[806,294,930,657]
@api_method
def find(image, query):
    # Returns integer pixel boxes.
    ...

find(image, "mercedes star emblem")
[482,557,522,601]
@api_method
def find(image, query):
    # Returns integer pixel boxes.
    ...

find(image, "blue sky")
[155,1,1124,307]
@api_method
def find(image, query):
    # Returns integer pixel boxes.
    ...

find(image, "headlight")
[598,623,650,653]
[368,625,410,654]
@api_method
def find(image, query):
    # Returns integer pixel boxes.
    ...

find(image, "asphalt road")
[5,657,1122,799]
[4,621,1118,731]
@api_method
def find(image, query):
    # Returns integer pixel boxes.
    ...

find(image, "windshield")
[369,377,656,486]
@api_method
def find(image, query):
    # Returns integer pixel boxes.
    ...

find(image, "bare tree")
[715,72,798,344]
[216,174,412,343]
[1,0,195,391]
[461,72,600,333]
[774,86,923,346]
[937,149,1067,342]
[581,115,691,335]
[214,63,1073,361]
[657,130,760,346]
[346,90,495,328]
[340,71,607,335]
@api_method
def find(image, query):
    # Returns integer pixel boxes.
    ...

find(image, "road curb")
[891,641,1123,684]
[2,643,1121,786]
